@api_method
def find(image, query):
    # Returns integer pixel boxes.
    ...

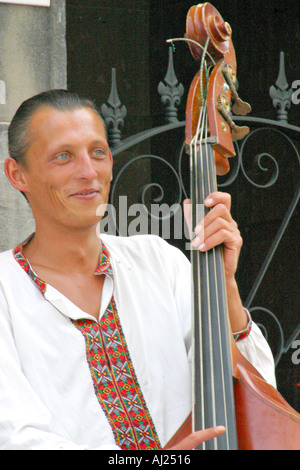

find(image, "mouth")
[69,189,100,200]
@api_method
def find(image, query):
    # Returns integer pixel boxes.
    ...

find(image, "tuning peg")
[231,124,250,141]
[231,96,252,116]
[222,64,251,116]
[217,94,250,141]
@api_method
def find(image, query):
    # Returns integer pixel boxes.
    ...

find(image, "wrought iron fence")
[101,48,300,369]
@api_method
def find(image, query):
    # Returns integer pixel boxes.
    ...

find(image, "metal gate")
[100,48,300,407]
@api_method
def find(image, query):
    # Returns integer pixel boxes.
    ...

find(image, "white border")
[0,0,50,6]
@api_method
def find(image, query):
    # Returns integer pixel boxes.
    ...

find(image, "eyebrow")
[48,138,109,154]
[89,139,109,147]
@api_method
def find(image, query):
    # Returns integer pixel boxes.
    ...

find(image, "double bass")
[166,3,300,450]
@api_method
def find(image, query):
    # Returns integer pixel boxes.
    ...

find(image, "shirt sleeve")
[0,285,119,451]
[235,322,277,388]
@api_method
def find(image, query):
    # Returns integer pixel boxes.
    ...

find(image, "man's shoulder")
[100,234,189,268]
[0,249,17,278]
[100,233,173,255]
[0,249,14,263]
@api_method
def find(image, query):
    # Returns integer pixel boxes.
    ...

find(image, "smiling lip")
[70,189,100,199]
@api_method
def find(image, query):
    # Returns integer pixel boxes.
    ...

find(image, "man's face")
[20,106,113,230]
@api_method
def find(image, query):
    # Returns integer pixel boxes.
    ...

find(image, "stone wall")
[0,0,66,251]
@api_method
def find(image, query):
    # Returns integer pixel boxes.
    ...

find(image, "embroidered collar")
[13,233,113,295]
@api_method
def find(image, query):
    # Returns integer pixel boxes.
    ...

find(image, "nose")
[75,151,98,180]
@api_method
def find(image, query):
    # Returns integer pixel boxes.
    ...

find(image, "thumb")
[183,198,192,237]
[167,426,226,450]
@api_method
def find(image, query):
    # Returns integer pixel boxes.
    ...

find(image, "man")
[1,89,275,450]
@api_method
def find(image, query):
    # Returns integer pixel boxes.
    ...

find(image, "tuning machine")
[217,94,250,141]
[222,64,251,116]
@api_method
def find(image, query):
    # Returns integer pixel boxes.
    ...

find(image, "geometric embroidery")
[233,324,252,342]
[13,234,46,294]
[72,244,161,450]
[233,308,253,342]
[72,312,161,450]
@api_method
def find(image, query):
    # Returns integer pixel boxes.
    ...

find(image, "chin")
[59,208,100,230]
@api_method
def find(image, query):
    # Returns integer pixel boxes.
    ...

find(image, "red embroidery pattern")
[73,301,161,450]
[74,243,161,450]
[233,309,252,342]
[13,236,46,294]
[233,325,252,342]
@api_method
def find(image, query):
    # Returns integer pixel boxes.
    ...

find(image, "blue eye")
[57,153,69,160]
[94,148,105,157]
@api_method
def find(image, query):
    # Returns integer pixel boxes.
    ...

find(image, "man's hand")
[183,191,248,332]
[166,426,226,450]
[183,191,243,281]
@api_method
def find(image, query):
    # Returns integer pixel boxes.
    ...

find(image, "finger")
[192,220,243,250]
[193,203,235,236]
[193,225,242,252]
[167,426,226,450]
[205,191,232,212]
[192,218,237,249]
[183,199,194,238]
[183,199,191,227]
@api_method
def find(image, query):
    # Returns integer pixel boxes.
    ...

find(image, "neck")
[23,223,102,275]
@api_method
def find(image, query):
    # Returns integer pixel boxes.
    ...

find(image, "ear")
[4,157,29,193]
[109,149,113,182]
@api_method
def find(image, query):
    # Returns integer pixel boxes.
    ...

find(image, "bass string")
[190,76,231,449]
[190,101,205,437]
[189,54,208,443]
[201,114,221,450]
[190,103,220,447]
[203,133,231,450]
[198,42,217,446]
